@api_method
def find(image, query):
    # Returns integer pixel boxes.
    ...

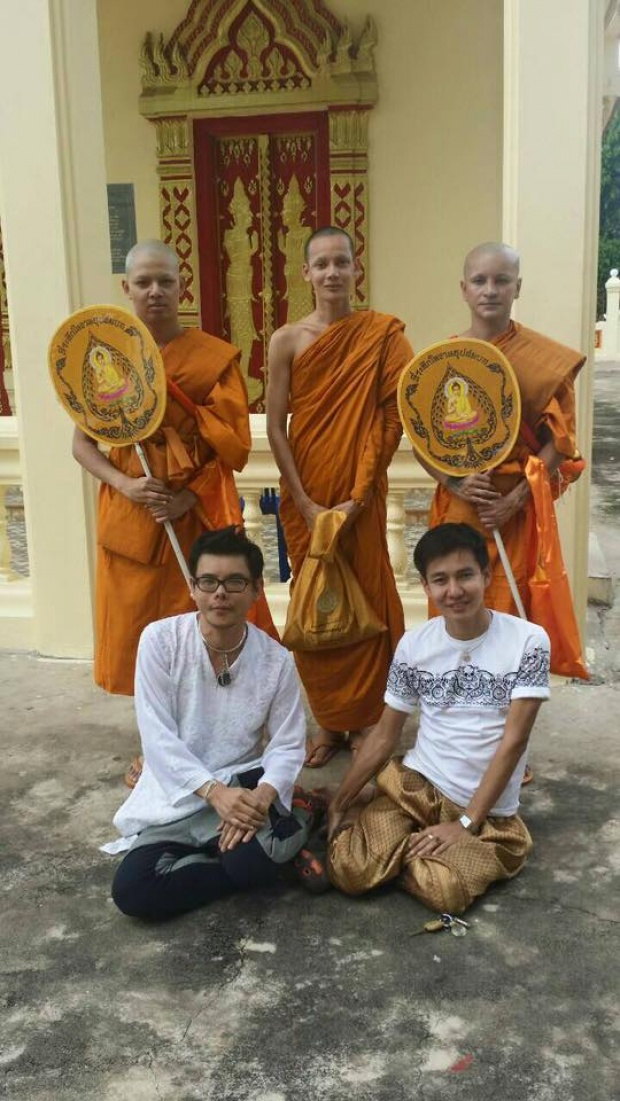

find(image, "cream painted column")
[0,0,111,656]
[503,0,605,637]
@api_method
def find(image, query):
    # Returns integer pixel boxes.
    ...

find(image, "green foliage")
[601,106,620,234]
[598,105,620,318]
[597,238,620,319]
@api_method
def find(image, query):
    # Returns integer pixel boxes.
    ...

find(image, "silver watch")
[459,813,477,833]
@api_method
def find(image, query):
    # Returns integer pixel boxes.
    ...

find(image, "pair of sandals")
[304,729,364,769]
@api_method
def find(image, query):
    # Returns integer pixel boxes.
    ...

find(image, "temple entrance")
[194,113,330,411]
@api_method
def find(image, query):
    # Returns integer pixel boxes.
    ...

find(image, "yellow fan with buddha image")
[48,304,190,583]
[397,338,526,618]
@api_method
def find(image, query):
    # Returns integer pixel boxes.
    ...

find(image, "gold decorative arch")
[139,0,377,329]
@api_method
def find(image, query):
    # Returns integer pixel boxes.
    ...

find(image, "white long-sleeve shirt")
[111,615,306,845]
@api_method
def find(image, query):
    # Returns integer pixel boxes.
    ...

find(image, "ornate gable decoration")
[139,0,377,115]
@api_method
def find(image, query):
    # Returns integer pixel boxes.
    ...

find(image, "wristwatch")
[459,813,477,834]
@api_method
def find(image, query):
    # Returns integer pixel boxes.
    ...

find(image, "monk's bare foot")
[304,730,346,768]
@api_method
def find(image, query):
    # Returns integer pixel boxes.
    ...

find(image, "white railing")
[0,416,33,648]
[596,268,620,358]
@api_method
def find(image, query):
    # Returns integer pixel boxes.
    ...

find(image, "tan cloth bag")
[282,510,386,651]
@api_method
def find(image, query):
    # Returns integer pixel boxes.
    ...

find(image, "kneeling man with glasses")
[109,527,326,920]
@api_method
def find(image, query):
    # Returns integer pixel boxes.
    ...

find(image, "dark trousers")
[112,769,307,921]
[112,835,282,921]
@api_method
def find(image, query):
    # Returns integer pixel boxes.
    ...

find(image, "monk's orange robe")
[95,329,276,695]
[279,311,413,729]
[430,321,587,678]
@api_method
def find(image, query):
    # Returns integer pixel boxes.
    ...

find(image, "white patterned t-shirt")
[384,611,550,816]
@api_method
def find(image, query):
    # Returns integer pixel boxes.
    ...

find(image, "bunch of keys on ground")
[411,913,470,938]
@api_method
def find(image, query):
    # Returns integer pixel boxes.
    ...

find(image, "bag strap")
[518,418,541,454]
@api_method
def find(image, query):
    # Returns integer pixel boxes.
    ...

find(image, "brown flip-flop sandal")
[304,732,345,769]
[123,755,143,789]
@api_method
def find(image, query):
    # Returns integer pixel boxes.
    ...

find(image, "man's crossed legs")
[113,770,326,920]
[329,759,532,914]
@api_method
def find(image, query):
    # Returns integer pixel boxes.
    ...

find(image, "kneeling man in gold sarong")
[328,523,550,915]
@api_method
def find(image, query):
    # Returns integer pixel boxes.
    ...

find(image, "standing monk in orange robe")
[73,241,276,704]
[266,227,413,766]
[424,242,587,679]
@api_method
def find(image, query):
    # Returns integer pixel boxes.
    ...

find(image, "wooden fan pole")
[492,526,527,620]
[134,441,191,586]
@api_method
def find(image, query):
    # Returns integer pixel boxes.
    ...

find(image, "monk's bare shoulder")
[269,314,324,363]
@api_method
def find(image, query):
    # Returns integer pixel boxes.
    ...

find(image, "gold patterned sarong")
[329,759,532,914]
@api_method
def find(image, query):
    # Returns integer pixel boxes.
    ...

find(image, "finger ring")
[428,834,435,840]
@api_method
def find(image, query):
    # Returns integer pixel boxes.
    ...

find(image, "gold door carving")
[279,174,313,323]
[199,119,328,411]
[223,176,261,404]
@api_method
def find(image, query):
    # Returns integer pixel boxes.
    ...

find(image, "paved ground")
[1,366,619,1100]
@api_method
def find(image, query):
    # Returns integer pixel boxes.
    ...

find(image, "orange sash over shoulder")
[279,311,413,729]
[430,321,587,679]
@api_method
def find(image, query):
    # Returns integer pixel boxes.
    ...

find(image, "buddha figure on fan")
[444,376,479,430]
[90,344,128,401]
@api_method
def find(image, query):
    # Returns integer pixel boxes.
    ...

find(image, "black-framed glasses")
[191,574,252,594]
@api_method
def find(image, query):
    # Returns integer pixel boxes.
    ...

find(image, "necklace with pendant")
[451,612,492,664]
[200,623,248,687]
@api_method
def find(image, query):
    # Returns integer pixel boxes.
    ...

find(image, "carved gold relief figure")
[279,174,313,323]
[257,134,275,353]
[223,176,262,403]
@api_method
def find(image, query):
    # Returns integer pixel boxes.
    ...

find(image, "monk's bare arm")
[266,327,327,529]
[71,427,170,507]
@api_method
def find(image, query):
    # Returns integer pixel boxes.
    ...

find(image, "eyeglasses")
[191,574,252,594]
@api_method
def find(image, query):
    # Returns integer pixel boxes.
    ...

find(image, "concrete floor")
[1,364,619,1100]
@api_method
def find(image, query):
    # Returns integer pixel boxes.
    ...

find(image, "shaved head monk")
[266,226,413,767]
[423,241,587,682]
[72,240,276,783]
